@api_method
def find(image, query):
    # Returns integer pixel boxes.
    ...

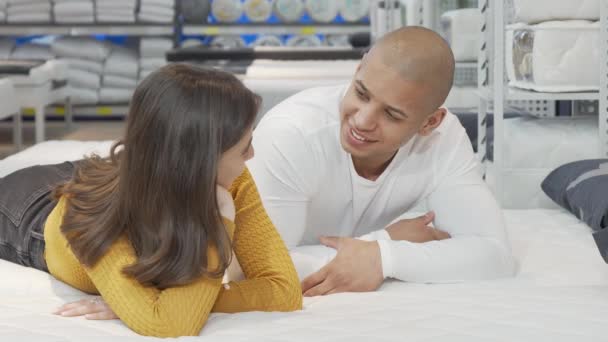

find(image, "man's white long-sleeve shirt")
[247,84,515,283]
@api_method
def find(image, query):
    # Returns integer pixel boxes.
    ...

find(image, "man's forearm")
[382,236,515,282]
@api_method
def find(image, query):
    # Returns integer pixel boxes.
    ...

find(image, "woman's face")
[217,128,254,189]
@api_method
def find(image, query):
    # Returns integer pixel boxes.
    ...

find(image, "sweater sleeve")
[84,219,235,338]
[212,168,303,313]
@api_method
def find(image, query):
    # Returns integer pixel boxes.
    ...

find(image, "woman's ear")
[418,108,447,136]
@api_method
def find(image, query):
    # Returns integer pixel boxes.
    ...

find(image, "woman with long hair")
[0,63,302,337]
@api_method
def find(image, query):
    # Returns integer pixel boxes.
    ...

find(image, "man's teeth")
[351,129,369,142]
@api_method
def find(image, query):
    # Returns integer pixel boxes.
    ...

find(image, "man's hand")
[386,212,450,242]
[301,237,383,297]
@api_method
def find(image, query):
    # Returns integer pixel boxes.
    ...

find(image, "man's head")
[339,26,455,171]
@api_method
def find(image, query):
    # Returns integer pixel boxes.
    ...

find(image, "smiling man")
[247,26,515,296]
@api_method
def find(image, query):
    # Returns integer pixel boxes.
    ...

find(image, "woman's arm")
[54,169,301,328]
[212,168,303,313]
[83,222,232,338]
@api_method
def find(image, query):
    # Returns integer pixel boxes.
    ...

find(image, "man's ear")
[418,108,447,136]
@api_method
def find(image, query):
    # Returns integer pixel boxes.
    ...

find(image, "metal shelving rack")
[476,0,608,204]
[0,1,480,118]
[0,23,174,36]
[0,18,372,117]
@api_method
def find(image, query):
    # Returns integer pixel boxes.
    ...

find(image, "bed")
[0,141,607,341]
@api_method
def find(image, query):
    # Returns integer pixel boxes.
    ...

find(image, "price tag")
[97,107,113,116]
[300,26,316,35]
[202,27,221,35]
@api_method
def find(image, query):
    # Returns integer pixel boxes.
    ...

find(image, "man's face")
[339,56,435,163]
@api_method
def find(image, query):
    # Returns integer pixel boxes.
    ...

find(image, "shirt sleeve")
[379,130,516,282]
[211,169,302,313]
[246,118,319,249]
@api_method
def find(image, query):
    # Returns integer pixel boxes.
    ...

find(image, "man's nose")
[353,105,378,131]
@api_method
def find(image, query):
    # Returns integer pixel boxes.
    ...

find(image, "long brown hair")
[55,64,260,289]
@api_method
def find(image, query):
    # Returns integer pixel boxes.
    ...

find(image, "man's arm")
[302,130,515,295]
[247,119,318,249]
[291,213,450,282]
[380,128,515,282]
[382,179,516,282]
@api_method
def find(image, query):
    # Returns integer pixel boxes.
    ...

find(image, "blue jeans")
[0,161,75,272]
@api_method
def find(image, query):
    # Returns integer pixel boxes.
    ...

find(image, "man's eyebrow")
[355,80,368,92]
[356,80,408,118]
[386,106,408,119]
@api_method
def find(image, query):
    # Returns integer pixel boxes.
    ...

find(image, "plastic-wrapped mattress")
[506,20,599,92]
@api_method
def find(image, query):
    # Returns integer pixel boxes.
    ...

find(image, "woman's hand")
[53,297,118,320]
[217,185,235,221]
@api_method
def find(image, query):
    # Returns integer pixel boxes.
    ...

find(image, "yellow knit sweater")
[43,168,302,337]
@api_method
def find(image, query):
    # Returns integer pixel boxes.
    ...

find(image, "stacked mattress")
[440,8,481,64]
[101,47,138,104]
[506,0,601,92]
[51,37,110,105]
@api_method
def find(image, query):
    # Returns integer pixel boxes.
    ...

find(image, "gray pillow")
[541,159,608,262]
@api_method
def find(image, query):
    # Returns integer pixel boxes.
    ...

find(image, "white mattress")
[506,20,599,92]
[241,59,355,117]
[1,141,608,340]
[0,140,114,177]
[244,59,357,79]
[243,77,348,119]
[440,9,482,62]
[512,0,600,24]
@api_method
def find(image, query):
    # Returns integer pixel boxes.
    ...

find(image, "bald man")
[247,27,516,296]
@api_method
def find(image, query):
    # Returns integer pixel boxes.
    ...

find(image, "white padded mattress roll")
[506,20,599,92]
[245,60,357,79]
[512,0,600,24]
